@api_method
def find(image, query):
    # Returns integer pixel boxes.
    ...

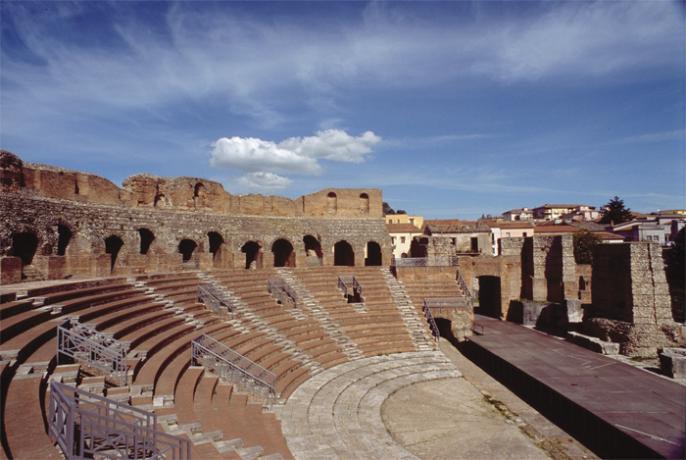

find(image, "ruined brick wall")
[1,150,383,219]
[531,235,576,303]
[0,151,391,281]
[589,242,683,356]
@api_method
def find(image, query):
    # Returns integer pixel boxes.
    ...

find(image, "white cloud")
[237,172,292,190]
[210,129,381,190]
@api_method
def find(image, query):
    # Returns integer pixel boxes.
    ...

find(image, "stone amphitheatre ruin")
[0,149,684,460]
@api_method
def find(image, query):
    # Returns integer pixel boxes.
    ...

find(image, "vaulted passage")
[104,235,123,272]
[57,224,72,256]
[477,275,502,318]
[334,240,355,266]
[138,228,154,255]
[365,241,382,266]
[359,193,369,213]
[242,241,262,269]
[303,235,323,266]
[10,231,38,265]
[178,239,197,262]
[208,232,224,261]
[272,239,295,267]
[327,192,337,214]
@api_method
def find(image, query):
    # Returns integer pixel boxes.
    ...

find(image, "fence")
[48,381,191,460]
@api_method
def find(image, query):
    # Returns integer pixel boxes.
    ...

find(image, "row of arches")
[6,226,384,274]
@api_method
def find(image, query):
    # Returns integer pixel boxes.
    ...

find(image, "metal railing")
[392,256,459,267]
[422,302,440,342]
[337,275,363,299]
[192,334,277,398]
[456,272,473,306]
[423,297,471,309]
[57,318,130,384]
[267,277,298,307]
[48,381,191,460]
[198,283,233,313]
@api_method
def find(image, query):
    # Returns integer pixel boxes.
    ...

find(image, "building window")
[400,236,406,244]
[391,237,396,244]
[506,232,511,237]
[523,232,527,238]
[409,218,414,225]
[451,238,456,245]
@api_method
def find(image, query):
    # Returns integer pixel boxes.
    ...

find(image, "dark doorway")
[303,235,323,265]
[104,235,124,272]
[138,228,154,255]
[477,276,502,318]
[178,239,197,262]
[359,193,369,213]
[208,232,224,261]
[242,241,262,269]
[334,240,355,266]
[365,241,382,266]
[435,318,459,345]
[272,239,295,267]
[57,224,72,256]
[327,192,337,214]
[10,231,38,265]
[470,237,479,253]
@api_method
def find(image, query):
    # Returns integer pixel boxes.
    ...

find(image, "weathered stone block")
[0,256,22,284]
[567,331,620,355]
[659,348,686,379]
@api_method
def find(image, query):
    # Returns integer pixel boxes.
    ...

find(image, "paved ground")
[466,315,686,459]
[382,377,550,460]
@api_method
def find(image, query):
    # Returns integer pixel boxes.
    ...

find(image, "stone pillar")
[561,235,577,299]
[0,256,22,284]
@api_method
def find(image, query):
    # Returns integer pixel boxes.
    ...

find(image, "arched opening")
[208,232,224,261]
[272,239,295,267]
[242,241,262,269]
[477,275,501,319]
[359,193,369,213]
[104,235,124,272]
[57,224,72,256]
[10,231,38,265]
[303,235,323,266]
[365,241,382,266]
[138,228,155,255]
[327,191,337,214]
[193,182,204,198]
[334,240,355,266]
[178,239,197,262]
[153,192,165,208]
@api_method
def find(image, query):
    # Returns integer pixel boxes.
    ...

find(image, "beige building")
[488,221,535,255]
[533,204,598,221]
[422,220,491,255]
[502,208,533,221]
[386,223,423,259]
[385,213,424,229]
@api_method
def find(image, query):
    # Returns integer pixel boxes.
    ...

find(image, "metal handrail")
[49,381,191,460]
[57,319,130,383]
[423,297,470,309]
[456,272,473,306]
[268,277,298,306]
[422,300,440,342]
[338,275,363,299]
[192,334,277,394]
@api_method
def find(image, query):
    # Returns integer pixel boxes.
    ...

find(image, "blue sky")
[1,1,684,218]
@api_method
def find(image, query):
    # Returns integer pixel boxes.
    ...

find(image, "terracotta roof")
[386,223,422,233]
[593,231,625,241]
[490,221,534,229]
[534,224,579,234]
[535,204,592,209]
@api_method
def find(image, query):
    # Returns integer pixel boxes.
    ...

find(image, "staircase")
[127,277,205,329]
[276,268,364,361]
[201,273,324,375]
[380,268,435,351]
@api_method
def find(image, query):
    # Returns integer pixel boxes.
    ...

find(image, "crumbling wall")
[531,235,576,303]
[589,242,684,356]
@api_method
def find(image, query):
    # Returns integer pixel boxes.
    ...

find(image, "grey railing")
[423,297,470,309]
[392,256,459,267]
[198,283,233,313]
[422,301,440,342]
[268,277,298,307]
[456,272,473,306]
[192,334,277,398]
[57,318,130,384]
[337,275,363,299]
[48,381,191,460]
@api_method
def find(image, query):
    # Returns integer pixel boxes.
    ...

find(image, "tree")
[573,230,601,264]
[382,202,395,215]
[599,196,633,225]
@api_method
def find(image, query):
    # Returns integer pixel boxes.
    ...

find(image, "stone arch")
[178,239,198,262]
[242,241,263,269]
[10,230,38,265]
[104,235,124,272]
[327,191,337,214]
[57,223,73,256]
[303,234,323,266]
[334,240,355,266]
[365,241,382,266]
[138,228,155,255]
[272,238,295,267]
[208,231,224,261]
[359,193,370,213]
